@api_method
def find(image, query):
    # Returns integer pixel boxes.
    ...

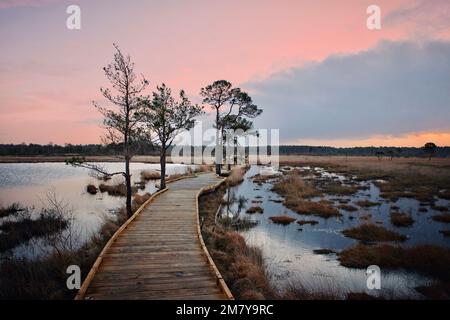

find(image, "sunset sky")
[1,0,449,146]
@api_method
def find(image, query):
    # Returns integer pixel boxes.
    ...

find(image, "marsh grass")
[140,170,161,181]
[227,166,247,187]
[199,184,275,299]
[272,173,320,199]
[0,203,23,218]
[439,230,450,237]
[339,244,450,281]
[342,224,407,242]
[133,192,151,206]
[0,210,68,253]
[337,204,358,212]
[313,249,336,255]
[297,220,319,226]
[246,206,264,214]
[86,184,98,195]
[355,200,380,208]
[431,205,449,212]
[432,213,450,223]
[279,156,450,204]
[0,195,127,300]
[98,183,138,196]
[390,212,414,227]
[268,215,296,225]
[289,200,341,218]
[321,181,360,196]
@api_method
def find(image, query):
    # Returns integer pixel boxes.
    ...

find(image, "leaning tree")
[142,83,203,189]
[200,80,262,175]
[67,44,148,218]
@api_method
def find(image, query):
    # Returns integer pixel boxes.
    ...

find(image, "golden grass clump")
[226,166,247,187]
[140,170,161,181]
[433,213,450,223]
[246,206,264,214]
[342,223,407,242]
[297,220,319,226]
[133,192,151,206]
[355,200,380,208]
[390,212,414,227]
[289,200,341,218]
[337,204,358,212]
[268,215,296,225]
[86,184,98,195]
[272,173,320,199]
[339,244,450,281]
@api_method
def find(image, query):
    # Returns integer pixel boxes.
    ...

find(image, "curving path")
[77,173,232,300]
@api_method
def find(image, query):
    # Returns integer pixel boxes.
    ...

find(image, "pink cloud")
[1,0,449,145]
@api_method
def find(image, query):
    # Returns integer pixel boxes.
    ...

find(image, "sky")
[0,0,449,147]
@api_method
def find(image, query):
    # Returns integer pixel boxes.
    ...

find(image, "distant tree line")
[0,142,159,157]
[2,143,449,158]
[278,145,450,158]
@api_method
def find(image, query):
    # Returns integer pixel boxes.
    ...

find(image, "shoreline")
[0,155,163,164]
[1,154,449,164]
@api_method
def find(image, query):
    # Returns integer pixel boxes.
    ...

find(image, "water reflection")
[0,162,195,258]
[220,165,449,298]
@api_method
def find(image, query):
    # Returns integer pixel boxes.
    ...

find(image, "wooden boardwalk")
[76,173,232,300]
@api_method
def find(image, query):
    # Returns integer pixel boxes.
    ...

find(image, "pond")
[0,162,195,259]
[219,165,450,299]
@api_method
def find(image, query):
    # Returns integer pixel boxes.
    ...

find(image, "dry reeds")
[390,212,414,227]
[433,213,450,223]
[339,244,450,281]
[268,215,296,225]
[342,224,406,242]
[86,184,98,195]
[140,170,161,181]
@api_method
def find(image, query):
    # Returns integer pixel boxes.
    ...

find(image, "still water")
[0,162,194,258]
[220,166,450,298]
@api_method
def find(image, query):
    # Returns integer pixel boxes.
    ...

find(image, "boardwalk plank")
[81,173,230,300]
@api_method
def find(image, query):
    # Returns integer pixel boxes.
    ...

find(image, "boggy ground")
[272,155,450,299]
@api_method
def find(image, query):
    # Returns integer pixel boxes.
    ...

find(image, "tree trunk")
[160,146,167,189]
[215,112,222,175]
[125,157,132,218]
[233,137,238,165]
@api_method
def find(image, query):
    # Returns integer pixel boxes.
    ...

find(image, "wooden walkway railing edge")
[74,172,235,300]
[75,187,169,300]
[195,178,235,300]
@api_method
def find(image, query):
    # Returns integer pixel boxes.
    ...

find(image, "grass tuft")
[339,244,450,281]
[432,213,450,223]
[268,215,296,225]
[390,212,414,227]
[342,224,407,242]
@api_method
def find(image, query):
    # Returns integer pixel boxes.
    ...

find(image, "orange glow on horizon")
[290,131,450,148]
